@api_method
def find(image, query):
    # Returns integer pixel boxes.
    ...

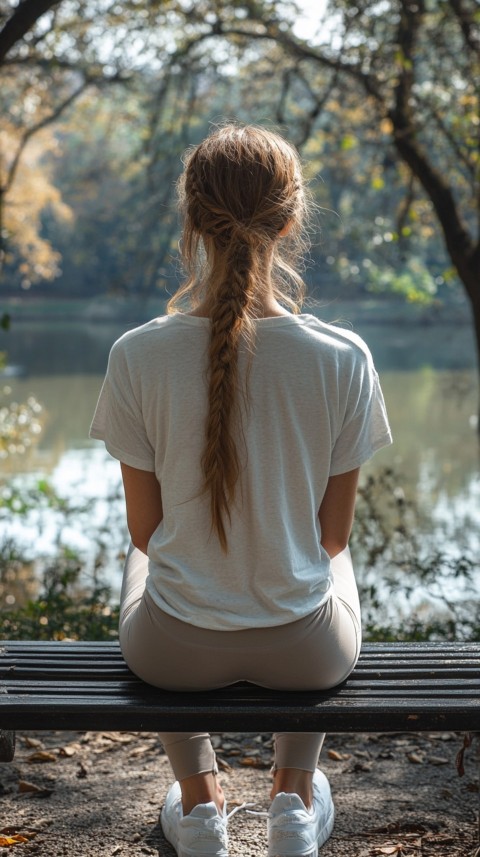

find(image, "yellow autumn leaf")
[0,835,29,846]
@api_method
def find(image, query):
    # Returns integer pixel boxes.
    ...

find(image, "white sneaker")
[161,781,232,857]
[267,769,335,857]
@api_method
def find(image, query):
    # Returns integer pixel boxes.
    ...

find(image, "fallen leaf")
[239,757,270,768]
[24,737,44,749]
[18,780,42,793]
[0,835,29,846]
[58,744,79,757]
[407,752,424,764]
[0,830,37,846]
[327,749,350,761]
[18,780,54,798]
[374,845,404,855]
[100,732,134,744]
[27,750,57,763]
[428,755,449,765]
[128,745,152,758]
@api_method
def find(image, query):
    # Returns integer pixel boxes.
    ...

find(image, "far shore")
[1,294,473,328]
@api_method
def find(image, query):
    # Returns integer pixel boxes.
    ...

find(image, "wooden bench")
[1,639,479,853]
[1,639,479,760]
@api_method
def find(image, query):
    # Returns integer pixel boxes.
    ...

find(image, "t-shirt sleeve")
[330,358,392,476]
[89,341,156,472]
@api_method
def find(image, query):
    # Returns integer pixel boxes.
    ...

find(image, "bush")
[1,468,478,642]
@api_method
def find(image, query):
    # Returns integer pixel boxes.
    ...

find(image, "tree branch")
[448,0,480,54]
[276,64,341,150]
[212,17,384,104]
[427,105,477,178]
[2,78,90,196]
[0,0,63,66]
[389,0,478,295]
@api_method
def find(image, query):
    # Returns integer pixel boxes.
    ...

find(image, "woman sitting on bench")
[90,124,392,857]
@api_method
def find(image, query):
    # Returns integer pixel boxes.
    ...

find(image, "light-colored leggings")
[119,545,361,782]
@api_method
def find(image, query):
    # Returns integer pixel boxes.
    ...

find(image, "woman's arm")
[318,468,360,558]
[120,462,163,555]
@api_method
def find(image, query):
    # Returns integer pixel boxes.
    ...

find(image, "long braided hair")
[168,125,308,551]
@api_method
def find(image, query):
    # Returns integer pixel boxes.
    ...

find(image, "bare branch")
[0,0,62,66]
[427,105,477,178]
[448,0,480,54]
[275,64,342,150]
[212,17,385,104]
[2,78,90,195]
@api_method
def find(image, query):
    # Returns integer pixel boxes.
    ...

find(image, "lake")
[1,304,479,632]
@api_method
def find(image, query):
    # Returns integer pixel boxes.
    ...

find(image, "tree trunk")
[467,290,480,433]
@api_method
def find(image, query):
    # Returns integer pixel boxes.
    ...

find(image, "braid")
[168,124,310,551]
[202,242,256,551]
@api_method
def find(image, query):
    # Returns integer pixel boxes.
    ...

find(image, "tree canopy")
[0,1,478,348]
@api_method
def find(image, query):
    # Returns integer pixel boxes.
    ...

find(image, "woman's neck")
[189,277,291,319]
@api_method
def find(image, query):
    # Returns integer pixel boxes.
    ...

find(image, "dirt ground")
[0,730,478,857]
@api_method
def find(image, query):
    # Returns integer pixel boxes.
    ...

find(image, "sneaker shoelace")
[245,807,269,818]
[226,802,256,820]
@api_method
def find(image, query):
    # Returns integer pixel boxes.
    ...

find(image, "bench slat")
[2,697,477,733]
[1,640,479,734]
[3,678,480,692]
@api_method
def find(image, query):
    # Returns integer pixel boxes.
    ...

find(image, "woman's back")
[91,311,390,629]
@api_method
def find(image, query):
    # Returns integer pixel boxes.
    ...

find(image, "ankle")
[180,772,225,816]
[271,768,314,809]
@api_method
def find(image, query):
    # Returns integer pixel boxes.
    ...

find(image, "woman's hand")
[120,463,163,555]
[318,468,360,558]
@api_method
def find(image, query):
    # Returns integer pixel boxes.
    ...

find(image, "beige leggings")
[119,545,361,781]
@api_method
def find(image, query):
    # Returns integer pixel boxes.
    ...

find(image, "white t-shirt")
[90,313,392,630]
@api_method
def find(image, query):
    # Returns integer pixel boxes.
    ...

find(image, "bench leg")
[0,730,16,762]
[473,733,480,857]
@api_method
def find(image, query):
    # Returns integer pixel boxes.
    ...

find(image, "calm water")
[1,311,479,625]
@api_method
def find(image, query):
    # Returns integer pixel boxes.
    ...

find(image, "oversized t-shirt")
[90,313,392,630]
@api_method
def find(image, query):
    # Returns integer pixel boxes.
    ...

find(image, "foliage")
[351,469,479,641]
[0,468,478,642]
[0,119,73,286]
[0,0,477,313]
[0,477,125,641]
[0,545,119,641]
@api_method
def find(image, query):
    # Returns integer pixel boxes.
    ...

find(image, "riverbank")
[1,294,473,327]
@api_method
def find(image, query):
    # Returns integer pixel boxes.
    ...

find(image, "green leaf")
[340,134,357,151]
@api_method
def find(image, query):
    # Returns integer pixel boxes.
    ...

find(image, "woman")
[90,124,392,857]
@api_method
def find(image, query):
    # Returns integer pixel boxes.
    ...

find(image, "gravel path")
[0,730,478,856]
